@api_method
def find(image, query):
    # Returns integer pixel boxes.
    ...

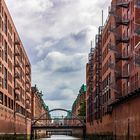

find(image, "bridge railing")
[32,118,85,127]
[31,108,86,128]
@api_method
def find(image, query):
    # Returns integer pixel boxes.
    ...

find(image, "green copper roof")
[79,84,86,94]
[83,84,86,92]
[72,84,86,110]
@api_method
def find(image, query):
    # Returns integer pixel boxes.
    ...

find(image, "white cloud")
[6,0,112,109]
[6,0,111,42]
[37,51,87,72]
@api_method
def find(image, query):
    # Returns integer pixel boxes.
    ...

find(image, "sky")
[6,0,111,110]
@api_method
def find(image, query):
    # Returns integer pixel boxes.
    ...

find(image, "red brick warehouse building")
[0,0,31,139]
[31,85,50,139]
[72,84,86,116]
[86,0,140,139]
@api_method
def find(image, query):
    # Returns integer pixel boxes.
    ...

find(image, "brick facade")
[31,85,49,138]
[0,0,31,137]
[86,0,140,139]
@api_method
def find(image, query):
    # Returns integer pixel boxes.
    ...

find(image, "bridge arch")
[32,108,86,126]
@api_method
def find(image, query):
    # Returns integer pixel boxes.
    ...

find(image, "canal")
[38,135,83,140]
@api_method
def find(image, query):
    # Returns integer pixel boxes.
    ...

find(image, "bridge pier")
[83,126,86,139]
[30,127,34,140]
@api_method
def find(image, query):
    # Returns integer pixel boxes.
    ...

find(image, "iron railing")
[122,79,140,95]
[116,0,130,8]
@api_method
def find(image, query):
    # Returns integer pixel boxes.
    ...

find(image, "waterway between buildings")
[38,135,83,140]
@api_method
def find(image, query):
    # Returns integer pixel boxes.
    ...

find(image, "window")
[16,103,19,113]
[2,7,3,17]
[0,17,2,29]
[4,40,7,62]
[4,13,7,35]
[127,45,129,56]
[0,91,3,104]
[4,67,7,89]
[0,33,1,43]
[11,100,13,110]
[127,63,130,74]
[5,95,7,106]
[0,62,2,73]
[108,73,111,84]
[0,77,2,88]
[8,97,10,108]
[108,90,110,100]
[0,47,1,58]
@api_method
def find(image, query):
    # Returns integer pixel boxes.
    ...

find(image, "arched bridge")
[31,108,86,139]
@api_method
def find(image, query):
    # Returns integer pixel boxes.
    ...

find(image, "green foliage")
[78,101,86,116]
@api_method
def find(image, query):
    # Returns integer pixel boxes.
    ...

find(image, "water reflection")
[39,135,82,140]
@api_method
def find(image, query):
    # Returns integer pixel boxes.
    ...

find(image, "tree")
[78,101,86,117]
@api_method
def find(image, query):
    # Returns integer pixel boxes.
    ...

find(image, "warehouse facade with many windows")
[86,0,140,139]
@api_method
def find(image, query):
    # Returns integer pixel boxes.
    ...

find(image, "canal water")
[39,135,82,140]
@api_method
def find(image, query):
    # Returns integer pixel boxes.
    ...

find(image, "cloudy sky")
[6,0,111,110]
